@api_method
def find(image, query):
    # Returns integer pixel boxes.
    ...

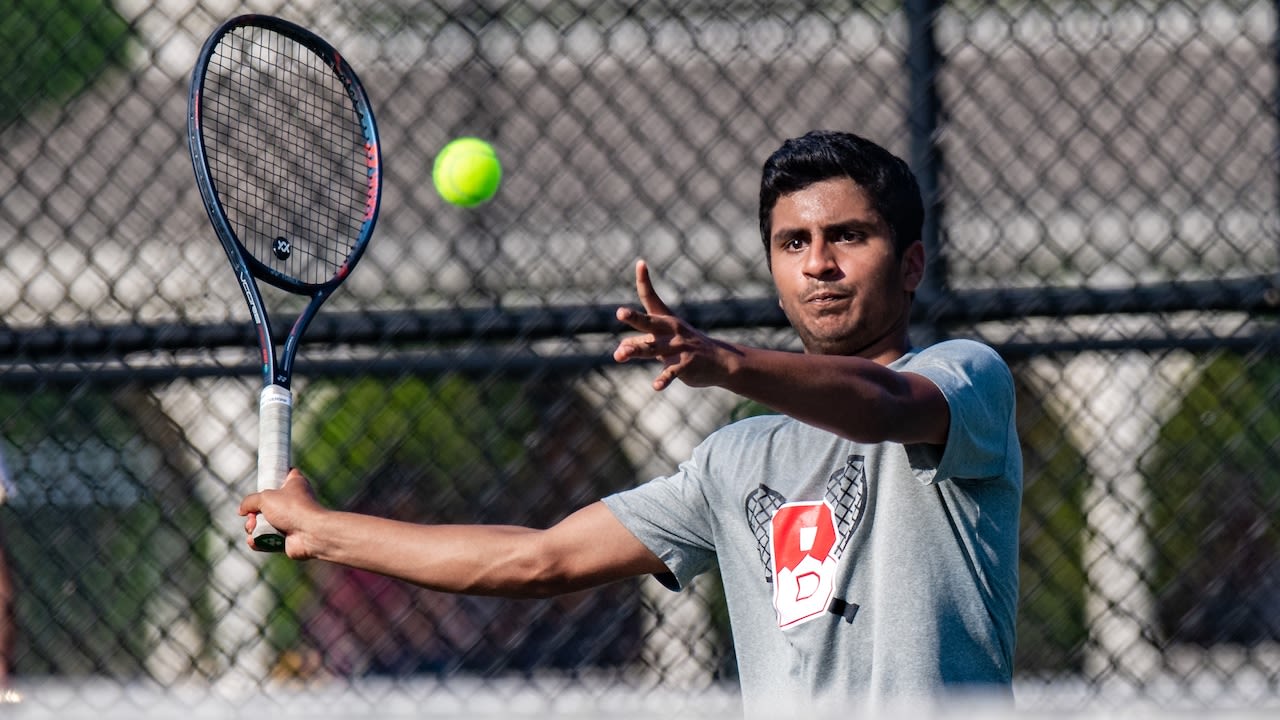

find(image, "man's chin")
[797,333,862,357]
[797,325,906,360]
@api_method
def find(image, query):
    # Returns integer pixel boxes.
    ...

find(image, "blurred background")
[2,0,1279,716]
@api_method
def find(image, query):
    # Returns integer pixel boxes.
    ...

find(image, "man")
[240,130,1022,713]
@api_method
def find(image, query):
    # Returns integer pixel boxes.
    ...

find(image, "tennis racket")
[187,15,381,552]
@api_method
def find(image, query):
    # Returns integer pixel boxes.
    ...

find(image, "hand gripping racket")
[187,15,381,552]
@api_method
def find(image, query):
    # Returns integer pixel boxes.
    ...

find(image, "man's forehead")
[770,178,881,233]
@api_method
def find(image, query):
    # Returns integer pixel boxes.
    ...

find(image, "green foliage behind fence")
[0,0,131,126]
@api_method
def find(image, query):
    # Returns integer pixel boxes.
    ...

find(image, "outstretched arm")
[613,259,949,445]
[239,469,668,598]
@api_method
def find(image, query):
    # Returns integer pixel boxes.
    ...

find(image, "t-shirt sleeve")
[602,454,719,592]
[903,339,1015,484]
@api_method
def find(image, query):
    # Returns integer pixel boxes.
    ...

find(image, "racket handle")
[254,384,292,553]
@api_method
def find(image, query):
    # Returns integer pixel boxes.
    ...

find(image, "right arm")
[239,470,668,598]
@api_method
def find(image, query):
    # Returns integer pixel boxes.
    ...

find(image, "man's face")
[767,177,923,360]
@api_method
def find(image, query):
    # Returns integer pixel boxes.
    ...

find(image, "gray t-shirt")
[603,339,1021,713]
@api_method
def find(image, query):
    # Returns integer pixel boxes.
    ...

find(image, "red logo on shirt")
[770,501,839,628]
[744,455,867,629]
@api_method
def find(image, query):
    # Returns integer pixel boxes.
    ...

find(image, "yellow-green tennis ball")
[432,137,502,207]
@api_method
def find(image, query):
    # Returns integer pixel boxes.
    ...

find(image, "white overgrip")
[253,383,292,552]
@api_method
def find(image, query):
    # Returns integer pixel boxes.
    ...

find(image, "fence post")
[905,0,948,329]
[1047,353,1196,688]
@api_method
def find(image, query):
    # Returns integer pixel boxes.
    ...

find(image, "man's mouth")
[804,289,850,304]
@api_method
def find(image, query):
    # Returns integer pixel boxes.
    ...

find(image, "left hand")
[612,259,742,391]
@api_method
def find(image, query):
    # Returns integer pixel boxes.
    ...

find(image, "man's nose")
[803,239,839,278]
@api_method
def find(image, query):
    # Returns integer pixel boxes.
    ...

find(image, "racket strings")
[202,25,370,287]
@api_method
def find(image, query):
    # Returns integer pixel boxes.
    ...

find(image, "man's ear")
[901,240,925,292]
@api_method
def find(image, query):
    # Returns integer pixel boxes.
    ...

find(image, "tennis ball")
[432,137,502,207]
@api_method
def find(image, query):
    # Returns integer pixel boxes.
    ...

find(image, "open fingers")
[613,335,684,389]
[615,259,674,333]
[651,363,680,391]
[634,259,673,317]
[612,304,688,360]
[615,305,675,336]
[615,260,685,388]
[612,328,665,362]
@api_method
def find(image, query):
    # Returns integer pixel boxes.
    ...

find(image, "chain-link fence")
[2,0,1279,716]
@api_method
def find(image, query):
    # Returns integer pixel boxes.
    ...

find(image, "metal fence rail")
[2,0,1280,714]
